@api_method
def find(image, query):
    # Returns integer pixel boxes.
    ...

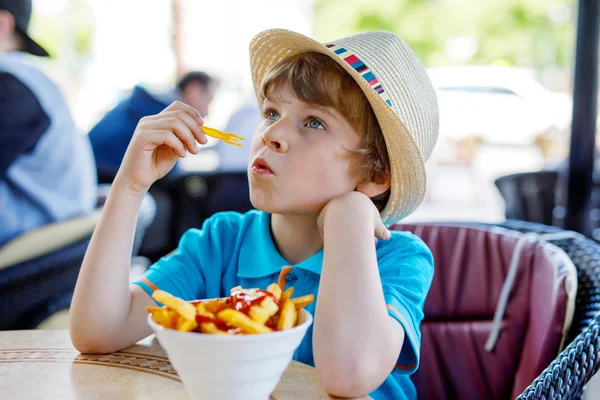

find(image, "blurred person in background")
[0,0,97,247]
[89,71,217,181]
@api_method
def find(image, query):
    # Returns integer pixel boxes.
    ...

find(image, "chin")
[249,190,274,213]
[250,192,325,216]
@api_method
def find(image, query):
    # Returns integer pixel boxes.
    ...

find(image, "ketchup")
[193,288,278,335]
[195,315,214,324]
[230,289,278,315]
[195,314,230,331]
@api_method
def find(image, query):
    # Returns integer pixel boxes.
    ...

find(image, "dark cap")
[0,0,49,57]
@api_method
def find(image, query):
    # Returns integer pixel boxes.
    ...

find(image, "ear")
[356,178,390,199]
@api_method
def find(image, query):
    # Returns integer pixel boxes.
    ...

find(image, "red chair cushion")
[393,224,576,399]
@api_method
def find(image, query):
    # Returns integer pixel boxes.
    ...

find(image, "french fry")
[268,314,280,328]
[218,309,273,334]
[150,308,178,329]
[199,322,229,335]
[249,305,271,324]
[261,296,279,315]
[266,283,282,301]
[249,296,279,324]
[281,287,294,302]
[152,290,196,322]
[147,279,310,334]
[277,266,293,290]
[277,299,297,330]
[205,298,225,314]
[291,294,314,310]
[196,302,216,319]
[176,315,198,332]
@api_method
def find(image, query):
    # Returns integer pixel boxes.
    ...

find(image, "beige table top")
[0,330,370,400]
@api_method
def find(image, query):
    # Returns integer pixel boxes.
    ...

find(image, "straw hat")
[249,29,439,224]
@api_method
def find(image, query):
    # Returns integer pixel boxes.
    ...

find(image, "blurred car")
[427,66,573,147]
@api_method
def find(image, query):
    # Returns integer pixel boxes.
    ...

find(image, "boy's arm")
[70,101,207,354]
[313,191,404,398]
[69,184,156,354]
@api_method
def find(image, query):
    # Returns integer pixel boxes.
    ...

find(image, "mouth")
[251,157,274,176]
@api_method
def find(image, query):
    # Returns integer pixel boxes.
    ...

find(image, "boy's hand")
[317,191,391,242]
[115,101,208,194]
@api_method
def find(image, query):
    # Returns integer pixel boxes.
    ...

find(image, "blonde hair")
[259,52,391,210]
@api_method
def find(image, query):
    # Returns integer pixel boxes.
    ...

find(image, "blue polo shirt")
[134,210,434,400]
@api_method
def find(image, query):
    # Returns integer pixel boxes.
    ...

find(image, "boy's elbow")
[70,331,111,354]
[69,322,115,354]
[318,361,383,398]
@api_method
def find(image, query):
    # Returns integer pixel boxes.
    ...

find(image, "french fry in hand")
[277,299,297,330]
[218,309,273,334]
[152,290,196,322]
[291,294,314,311]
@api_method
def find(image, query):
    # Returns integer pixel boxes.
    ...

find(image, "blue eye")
[266,110,279,121]
[307,119,324,130]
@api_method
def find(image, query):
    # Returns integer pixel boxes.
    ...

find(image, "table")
[0,330,370,400]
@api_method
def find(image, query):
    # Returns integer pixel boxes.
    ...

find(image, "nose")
[262,119,289,152]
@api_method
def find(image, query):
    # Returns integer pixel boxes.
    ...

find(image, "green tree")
[314,0,575,68]
[30,0,95,59]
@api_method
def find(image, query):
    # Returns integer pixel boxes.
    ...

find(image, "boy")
[70,29,439,400]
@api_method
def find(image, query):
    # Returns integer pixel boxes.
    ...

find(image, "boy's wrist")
[112,175,149,201]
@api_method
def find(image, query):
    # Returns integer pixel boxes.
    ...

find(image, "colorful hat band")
[326,43,393,107]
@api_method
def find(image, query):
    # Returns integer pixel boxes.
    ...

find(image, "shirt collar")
[236,211,324,278]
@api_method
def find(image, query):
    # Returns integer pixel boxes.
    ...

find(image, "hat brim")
[249,29,426,224]
[17,28,50,57]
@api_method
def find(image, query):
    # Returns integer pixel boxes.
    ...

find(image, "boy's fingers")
[151,116,198,154]
[170,110,208,145]
[163,101,204,124]
[374,222,391,241]
[147,130,187,158]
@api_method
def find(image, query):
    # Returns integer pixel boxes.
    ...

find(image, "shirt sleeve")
[0,72,50,180]
[133,212,240,303]
[377,231,434,374]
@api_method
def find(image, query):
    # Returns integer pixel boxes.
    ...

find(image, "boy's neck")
[270,213,324,265]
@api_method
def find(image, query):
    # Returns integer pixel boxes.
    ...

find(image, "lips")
[251,157,274,174]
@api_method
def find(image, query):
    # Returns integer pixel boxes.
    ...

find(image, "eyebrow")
[264,93,293,105]
[264,95,338,120]
[307,104,337,119]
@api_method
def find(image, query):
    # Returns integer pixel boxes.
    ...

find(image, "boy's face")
[248,84,362,216]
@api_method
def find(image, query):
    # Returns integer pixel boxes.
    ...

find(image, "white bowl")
[147,306,313,400]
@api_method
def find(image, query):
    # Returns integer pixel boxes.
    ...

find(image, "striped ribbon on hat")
[326,43,393,108]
